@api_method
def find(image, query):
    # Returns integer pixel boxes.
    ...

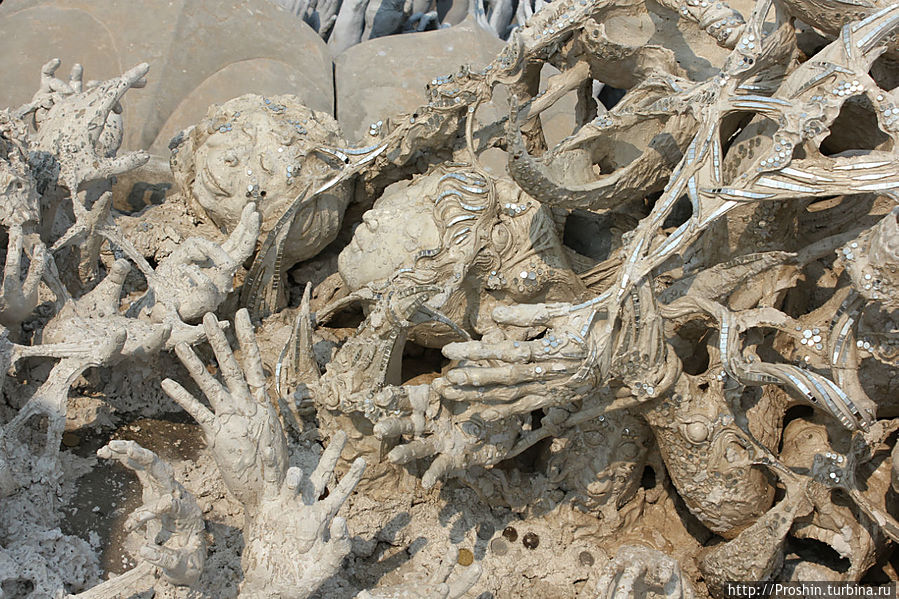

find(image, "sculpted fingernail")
[446,370,467,385]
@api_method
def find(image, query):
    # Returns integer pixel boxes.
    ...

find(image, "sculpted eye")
[684,421,710,443]
[619,441,639,459]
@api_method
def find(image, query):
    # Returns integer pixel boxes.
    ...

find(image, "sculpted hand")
[25,60,149,192]
[241,432,366,598]
[355,546,482,599]
[97,440,205,586]
[375,388,520,489]
[151,203,260,322]
[15,58,85,122]
[0,224,45,329]
[42,259,170,365]
[435,302,598,420]
[161,309,288,510]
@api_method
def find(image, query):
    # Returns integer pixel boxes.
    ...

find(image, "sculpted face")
[338,178,441,290]
[173,94,351,267]
[546,410,651,511]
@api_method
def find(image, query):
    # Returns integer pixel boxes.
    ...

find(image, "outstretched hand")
[98,440,205,586]
[374,385,520,489]
[241,431,366,597]
[161,309,288,511]
[151,203,260,322]
[24,59,149,192]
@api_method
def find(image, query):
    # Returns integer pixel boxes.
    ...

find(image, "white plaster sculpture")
[3,0,899,596]
[161,309,367,598]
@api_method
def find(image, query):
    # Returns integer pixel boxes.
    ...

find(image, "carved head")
[339,164,499,291]
[339,165,586,312]
[170,94,351,267]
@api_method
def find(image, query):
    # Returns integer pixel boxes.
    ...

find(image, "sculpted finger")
[491,302,568,326]
[203,313,251,402]
[482,393,563,421]
[428,547,458,585]
[322,457,365,518]
[125,495,175,532]
[310,430,347,498]
[121,63,150,88]
[259,445,285,499]
[445,364,529,387]
[373,417,416,439]
[235,308,267,403]
[221,203,260,264]
[90,151,150,181]
[127,442,178,487]
[40,58,61,82]
[121,439,159,467]
[183,239,232,268]
[161,378,216,429]
[173,342,230,411]
[330,515,350,541]
[125,506,159,532]
[286,466,303,492]
[441,339,535,362]
[80,257,130,315]
[96,439,134,464]
[387,439,436,464]
[98,440,156,474]
[422,454,455,489]
[448,562,482,599]
[179,266,216,299]
[98,63,149,113]
[434,378,547,403]
[322,516,352,564]
[281,466,304,502]
[139,543,181,572]
[69,63,83,92]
